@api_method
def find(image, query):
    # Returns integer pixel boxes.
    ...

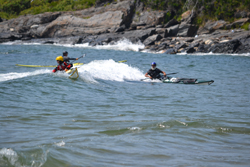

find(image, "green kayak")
[162,77,214,85]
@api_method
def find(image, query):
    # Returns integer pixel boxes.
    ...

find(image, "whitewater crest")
[0,148,20,166]
[77,59,145,82]
[62,38,144,52]
[0,69,51,82]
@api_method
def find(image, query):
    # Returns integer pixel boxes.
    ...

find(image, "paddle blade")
[117,60,127,63]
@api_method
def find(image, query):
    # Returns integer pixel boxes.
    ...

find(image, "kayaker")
[52,56,72,73]
[62,51,78,63]
[145,62,167,80]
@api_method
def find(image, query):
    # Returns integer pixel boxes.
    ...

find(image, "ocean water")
[0,41,250,167]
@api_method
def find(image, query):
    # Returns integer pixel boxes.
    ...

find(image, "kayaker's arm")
[145,72,153,79]
[68,57,78,61]
[162,71,167,77]
[52,68,57,73]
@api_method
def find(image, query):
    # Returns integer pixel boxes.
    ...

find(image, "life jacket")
[52,62,72,73]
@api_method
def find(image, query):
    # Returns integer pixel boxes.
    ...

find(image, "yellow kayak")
[16,63,84,67]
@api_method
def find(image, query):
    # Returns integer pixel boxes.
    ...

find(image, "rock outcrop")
[0,0,250,54]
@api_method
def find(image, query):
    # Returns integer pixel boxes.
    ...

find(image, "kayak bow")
[66,67,79,79]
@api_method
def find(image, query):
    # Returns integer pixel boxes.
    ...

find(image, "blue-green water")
[0,43,250,167]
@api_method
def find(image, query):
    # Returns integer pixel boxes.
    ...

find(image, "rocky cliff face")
[0,0,250,54]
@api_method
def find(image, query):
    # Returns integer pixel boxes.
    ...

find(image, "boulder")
[181,10,196,24]
[198,20,228,34]
[234,34,250,53]
[196,44,211,53]
[177,22,198,37]
[167,24,179,36]
[176,43,188,50]
[132,10,166,27]
[164,19,179,28]
[58,36,83,45]
[186,47,196,53]
[209,39,241,53]
[0,33,22,43]
[143,34,162,46]
[40,10,125,37]
[156,28,168,38]
[230,18,250,28]
[164,48,176,54]
[122,28,156,43]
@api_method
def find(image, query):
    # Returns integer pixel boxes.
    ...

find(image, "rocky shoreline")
[1,0,250,54]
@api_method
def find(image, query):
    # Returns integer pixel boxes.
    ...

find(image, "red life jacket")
[52,62,72,73]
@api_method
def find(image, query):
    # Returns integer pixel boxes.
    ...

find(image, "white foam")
[58,38,145,52]
[55,141,65,147]
[172,51,250,57]
[77,59,145,82]
[0,148,20,166]
[128,127,141,131]
[0,69,51,82]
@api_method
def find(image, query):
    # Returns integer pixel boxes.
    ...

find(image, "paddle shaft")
[71,54,86,63]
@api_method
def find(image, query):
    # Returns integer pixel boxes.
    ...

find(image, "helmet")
[151,62,156,66]
[63,51,68,55]
[56,56,64,61]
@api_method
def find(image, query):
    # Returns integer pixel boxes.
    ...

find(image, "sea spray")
[77,59,145,82]
[0,69,51,82]
[67,38,145,52]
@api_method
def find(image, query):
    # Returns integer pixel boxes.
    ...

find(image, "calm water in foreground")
[0,43,250,167]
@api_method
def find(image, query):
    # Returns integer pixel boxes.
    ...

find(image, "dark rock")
[164,48,176,54]
[143,34,162,46]
[230,18,250,28]
[233,34,250,53]
[129,24,137,30]
[21,37,32,41]
[190,42,199,48]
[197,44,211,53]
[156,28,168,38]
[132,10,166,27]
[167,24,179,37]
[209,39,241,53]
[177,22,198,37]
[185,38,194,42]
[58,36,83,45]
[186,47,196,53]
[123,28,156,43]
[44,41,55,44]
[176,43,188,50]
[164,19,179,28]
[81,35,98,44]
[181,10,196,24]
[0,33,22,43]
[198,20,228,35]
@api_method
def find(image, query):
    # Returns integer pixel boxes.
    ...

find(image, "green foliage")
[241,22,250,30]
[0,0,96,19]
[0,0,250,25]
[0,0,30,15]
